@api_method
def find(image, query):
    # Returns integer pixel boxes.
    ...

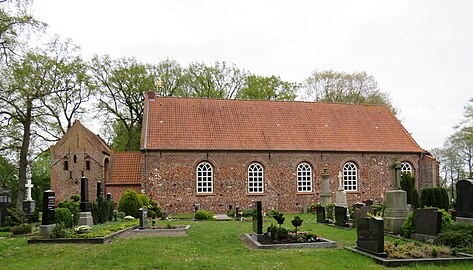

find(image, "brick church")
[50,92,439,213]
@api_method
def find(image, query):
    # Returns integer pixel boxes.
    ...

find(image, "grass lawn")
[1,213,472,269]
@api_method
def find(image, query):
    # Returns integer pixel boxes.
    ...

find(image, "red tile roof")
[142,96,425,153]
[109,152,141,184]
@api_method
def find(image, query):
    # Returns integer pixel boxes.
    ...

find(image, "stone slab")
[245,234,337,249]
[78,212,93,226]
[457,217,473,225]
[39,224,56,237]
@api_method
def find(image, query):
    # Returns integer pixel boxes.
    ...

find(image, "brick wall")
[144,150,427,214]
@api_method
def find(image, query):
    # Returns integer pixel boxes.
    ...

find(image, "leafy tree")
[30,150,51,209]
[90,55,155,151]
[0,40,86,210]
[302,70,397,115]
[240,75,297,101]
[153,58,187,97]
[110,120,141,152]
[0,154,17,202]
[0,0,45,61]
[184,61,248,99]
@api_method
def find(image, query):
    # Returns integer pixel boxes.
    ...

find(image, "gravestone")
[40,190,56,236]
[456,180,473,225]
[235,206,242,221]
[303,204,309,213]
[383,163,409,234]
[252,201,263,241]
[96,181,103,198]
[335,172,348,207]
[354,205,374,227]
[106,192,112,201]
[0,187,11,226]
[194,203,201,213]
[335,206,348,227]
[139,208,148,229]
[78,176,93,226]
[356,217,387,257]
[316,206,325,223]
[23,167,36,214]
[411,208,442,242]
[320,168,332,207]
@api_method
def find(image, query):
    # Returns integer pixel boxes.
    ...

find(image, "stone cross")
[25,178,34,201]
[391,163,402,190]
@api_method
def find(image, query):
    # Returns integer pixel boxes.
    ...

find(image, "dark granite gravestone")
[0,187,11,226]
[364,199,373,206]
[457,180,473,218]
[235,206,242,221]
[354,205,374,227]
[252,201,263,234]
[106,193,112,201]
[42,190,56,225]
[316,206,325,223]
[411,208,442,242]
[335,206,348,227]
[356,217,387,257]
[80,176,91,212]
[96,182,103,198]
[139,208,148,229]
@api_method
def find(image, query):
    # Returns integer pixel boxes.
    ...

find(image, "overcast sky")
[31,0,473,151]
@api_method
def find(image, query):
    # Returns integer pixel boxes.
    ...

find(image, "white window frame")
[401,162,412,175]
[343,162,358,191]
[297,163,313,192]
[248,163,264,193]
[196,162,213,193]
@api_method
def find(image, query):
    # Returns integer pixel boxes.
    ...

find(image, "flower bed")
[243,233,337,249]
[27,219,139,244]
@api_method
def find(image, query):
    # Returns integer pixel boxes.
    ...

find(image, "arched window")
[297,163,312,192]
[401,162,412,175]
[196,162,213,193]
[248,163,264,193]
[343,162,358,191]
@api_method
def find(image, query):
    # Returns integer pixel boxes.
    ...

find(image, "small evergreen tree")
[291,216,303,234]
[401,173,420,209]
[118,189,142,218]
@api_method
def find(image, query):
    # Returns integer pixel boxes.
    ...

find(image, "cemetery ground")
[1,214,473,269]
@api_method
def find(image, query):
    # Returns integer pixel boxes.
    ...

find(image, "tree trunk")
[16,101,32,211]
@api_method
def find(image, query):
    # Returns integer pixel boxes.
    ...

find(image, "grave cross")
[391,163,402,190]
[25,178,34,201]
[338,171,343,190]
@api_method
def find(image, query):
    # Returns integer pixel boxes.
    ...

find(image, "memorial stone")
[411,208,442,242]
[194,203,201,213]
[335,206,348,227]
[23,167,36,214]
[106,192,112,201]
[354,205,374,227]
[320,168,332,207]
[456,180,473,218]
[0,187,11,226]
[335,172,348,207]
[316,206,326,223]
[97,181,103,199]
[139,208,148,229]
[40,190,56,236]
[252,201,263,234]
[78,176,93,226]
[383,163,409,234]
[303,204,309,213]
[356,217,387,257]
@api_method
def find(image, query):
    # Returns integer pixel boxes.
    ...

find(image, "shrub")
[326,203,335,221]
[137,194,149,207]
[70,194,80,202]
[401,173,420,209]
[92,196,115,224]
[3,208,23,227]
[435,222,473,248]
[27,210,40,223]
[267,225,289,241]
[10,223,32,234]
[147,199,162,217]
[58,199,80,226]
[118,211,126,219]
[291,216,303,233]
[55,207,73,228]
[194,210,214,220]
[118,189,142,218]
[439,209,453,228]
[420,187,449,210]
[269,210,285,227]
[402,212,415,238]
[50,224,74,239]
[0,226,12,232]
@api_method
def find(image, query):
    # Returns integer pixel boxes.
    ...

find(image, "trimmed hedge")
[194,210,214,220]
[420,187,449,210]
[55,208,73,228]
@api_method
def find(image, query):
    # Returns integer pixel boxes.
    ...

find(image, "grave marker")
[335,206,348,227]
[39,190,56,236]
[316,206,325,223]
[456,180,473,219]
[252,201,263,235]
[0,187,11,226]
[78,176,93,226]
[411,208,442,242]
[139,208,148,229]
[356,217,387,257]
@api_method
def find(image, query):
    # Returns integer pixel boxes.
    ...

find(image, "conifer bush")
[118,189,142,218]
[55,207,73,228]
[420,187,449,210]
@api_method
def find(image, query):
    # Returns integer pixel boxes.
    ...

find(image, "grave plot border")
[27,225,139,244]
[345,246,473,267]
[133,225,190,234]
[242,233,337,249]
